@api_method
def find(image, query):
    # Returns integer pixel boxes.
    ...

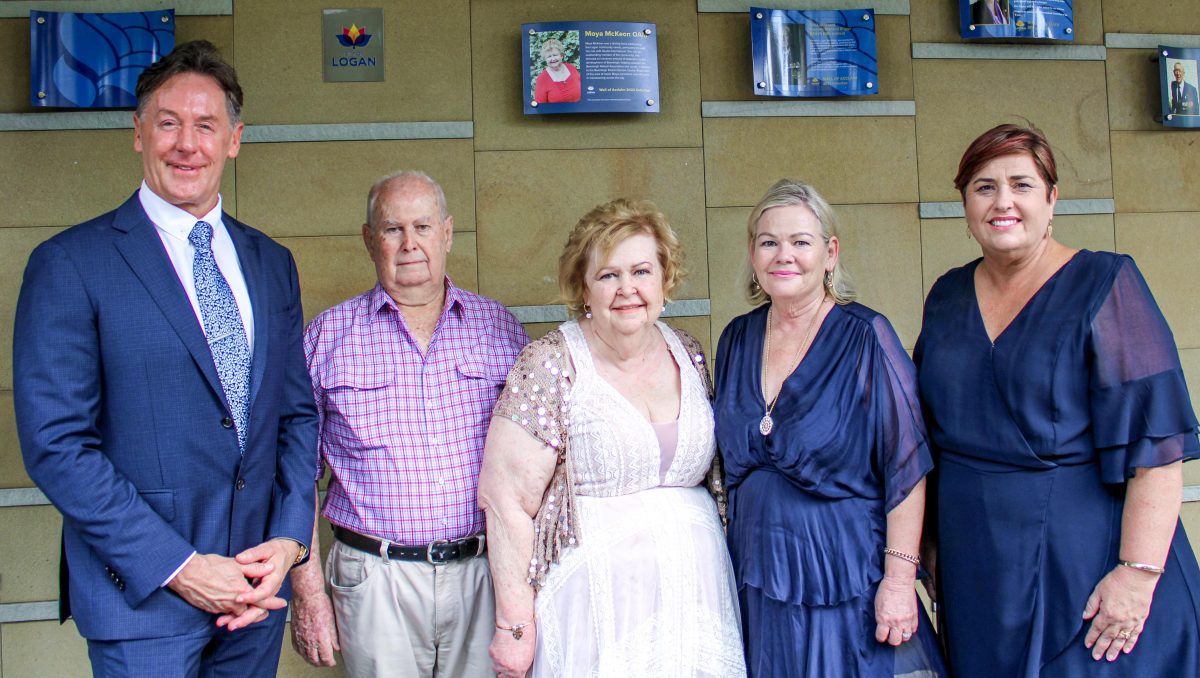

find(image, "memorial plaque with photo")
[1160,46,1200,129]
[750,8,877,98]
[959,0,1074,40]
[522,21,660,115]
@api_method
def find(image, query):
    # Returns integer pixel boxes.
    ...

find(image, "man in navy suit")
[13,40,317,676]
[1170,62,1199,115]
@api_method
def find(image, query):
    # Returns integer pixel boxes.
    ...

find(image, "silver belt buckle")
[426,538,449,565]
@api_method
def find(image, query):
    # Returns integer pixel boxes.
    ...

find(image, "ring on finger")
[902,631,913,640]
[1118,630,1132,639]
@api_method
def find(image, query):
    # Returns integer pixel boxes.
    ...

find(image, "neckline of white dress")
[562,319,689,429]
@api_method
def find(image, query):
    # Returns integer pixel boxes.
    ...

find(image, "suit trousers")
[86,605,287,677]
[328,539,495,678]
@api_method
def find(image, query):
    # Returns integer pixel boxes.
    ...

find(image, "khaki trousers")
[327,539,495,678]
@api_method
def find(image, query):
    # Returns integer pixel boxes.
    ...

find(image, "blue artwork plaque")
[1160,46,1200,129]
[522,21,660,115]
[30,10,175,108]
[750,8,878,98]
[959,0,1074,41]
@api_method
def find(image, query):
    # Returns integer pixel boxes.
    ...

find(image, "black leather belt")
[332,525,486,564]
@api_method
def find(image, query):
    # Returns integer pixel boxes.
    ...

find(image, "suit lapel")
[225,213,269,409]
[112,195,228,407]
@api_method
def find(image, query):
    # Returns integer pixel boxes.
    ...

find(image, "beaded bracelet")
[1118,559,1165,575]
[883,547,920,566]
[496,618,534,640]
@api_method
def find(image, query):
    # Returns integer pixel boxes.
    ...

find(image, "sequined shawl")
[493,326,728,590]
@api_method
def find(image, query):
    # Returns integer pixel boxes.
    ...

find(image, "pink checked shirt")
[305,279,529,544]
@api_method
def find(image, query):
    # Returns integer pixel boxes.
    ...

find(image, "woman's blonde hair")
[558,198,685,318]
[742,178,856,306]
[540,38,566,57]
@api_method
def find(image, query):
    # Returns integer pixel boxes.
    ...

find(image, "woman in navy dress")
[714,179,946,677]
[915,124,1200,676]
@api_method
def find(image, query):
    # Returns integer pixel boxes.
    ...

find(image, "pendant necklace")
[760,298,826,435]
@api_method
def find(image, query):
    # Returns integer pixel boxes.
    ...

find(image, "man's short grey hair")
[365,171,449,228]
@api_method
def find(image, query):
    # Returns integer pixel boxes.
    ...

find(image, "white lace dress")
[495,321,746,677]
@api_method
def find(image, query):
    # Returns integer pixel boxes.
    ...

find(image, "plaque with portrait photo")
[959,0,1074,41]
[1160,46,1200,128]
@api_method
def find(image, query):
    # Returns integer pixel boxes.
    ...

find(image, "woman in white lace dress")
[478,199,746,678]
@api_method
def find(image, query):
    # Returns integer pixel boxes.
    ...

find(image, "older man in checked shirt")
[287,171,529,677]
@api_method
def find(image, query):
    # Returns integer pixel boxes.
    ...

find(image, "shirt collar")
[369,276,466,322]
[138,181,224,242]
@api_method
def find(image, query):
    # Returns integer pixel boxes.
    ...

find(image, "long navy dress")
[915,250,1200,677]
[715,302,947,677]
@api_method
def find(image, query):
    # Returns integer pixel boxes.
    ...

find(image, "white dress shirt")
[138,182,255,352]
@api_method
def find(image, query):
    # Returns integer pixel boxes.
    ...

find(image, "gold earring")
[751,272,761,290]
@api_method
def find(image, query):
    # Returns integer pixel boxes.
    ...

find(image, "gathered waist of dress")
[936,447,1099,475]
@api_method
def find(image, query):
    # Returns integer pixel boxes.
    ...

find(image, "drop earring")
[584,304,593,319]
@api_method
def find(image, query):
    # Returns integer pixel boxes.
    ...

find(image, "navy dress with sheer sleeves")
[715,302,947,678]
[915,249,1200,677]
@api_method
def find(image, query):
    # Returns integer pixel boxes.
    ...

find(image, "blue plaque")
[750,8,878,98]
[522,21,660,115]
[959,0,1074,41]
[30,10,175,108]
[1160,46,1200,129]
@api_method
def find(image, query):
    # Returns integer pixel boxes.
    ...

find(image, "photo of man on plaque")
[1167,59,1199,116]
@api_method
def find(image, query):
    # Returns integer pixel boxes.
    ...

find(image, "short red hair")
[954,124,1058,201]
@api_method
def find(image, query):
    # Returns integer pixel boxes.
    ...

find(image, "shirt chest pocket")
[322,370,394,443]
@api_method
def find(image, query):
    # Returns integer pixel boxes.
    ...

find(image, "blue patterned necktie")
[189,221,251,452]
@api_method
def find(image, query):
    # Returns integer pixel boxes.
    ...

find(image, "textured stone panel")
[1106,48,1166,132]
[475,148,707,307]
[0,130,152,229]
[699,14,913,101]
[234,1,470,124]
[706,207,753,352]
[703,117,918,207]
[919,214,1116,296]
[913,60,1111,203]
[2,620,90,677]
[0,505,60,604]
[471,0,701,151]
[1103,0,1200,35]
[281,232,479,324]
[834,203,924,347]
[1112,132,1200,213]
[1115,212,1200,349]
[0,227,67,390]
[234,140,475,238]
[0,392,30,489]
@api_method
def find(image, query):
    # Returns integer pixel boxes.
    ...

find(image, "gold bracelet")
[496,618,534,640]
[1118,559,1165,575]
[883,547,920,566]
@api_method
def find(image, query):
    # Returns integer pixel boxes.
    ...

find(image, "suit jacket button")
[236,478,246,490]
[221,416,234,429]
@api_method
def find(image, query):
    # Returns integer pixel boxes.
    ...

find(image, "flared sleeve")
[869,314,935,512]
[1089,256,1200,483]
[492,330,578,590]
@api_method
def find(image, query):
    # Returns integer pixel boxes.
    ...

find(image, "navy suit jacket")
[13,194,318,641]
[1171,80,1200,115]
